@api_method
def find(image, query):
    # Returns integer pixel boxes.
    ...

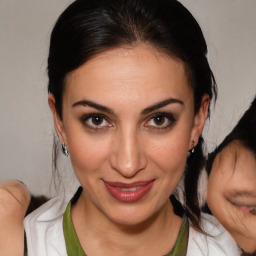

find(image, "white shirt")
[24,196,240,256]
[187,213,240,256]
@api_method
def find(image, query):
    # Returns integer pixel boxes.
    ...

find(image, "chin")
[104,204,160,227]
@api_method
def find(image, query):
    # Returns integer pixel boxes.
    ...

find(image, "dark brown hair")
[48,0,217,230]
[207,96,256,174]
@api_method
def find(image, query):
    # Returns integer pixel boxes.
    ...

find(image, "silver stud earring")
[61,142,69,157]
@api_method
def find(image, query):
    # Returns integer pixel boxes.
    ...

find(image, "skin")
[49,44,209,256]
[0,181,30,256]
[207,140,256,253]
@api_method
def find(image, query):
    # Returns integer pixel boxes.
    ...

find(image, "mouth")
[229,201,256,215]
[103,180,155,203]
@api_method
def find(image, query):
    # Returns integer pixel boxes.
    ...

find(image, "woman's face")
[207,141,256,252]
[50,44,208,226]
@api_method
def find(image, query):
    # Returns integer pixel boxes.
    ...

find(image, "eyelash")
[145,112,176,130]
[81,113,112,130]
[81,112,176,131]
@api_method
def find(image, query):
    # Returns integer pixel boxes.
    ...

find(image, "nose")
[110,127,147,178]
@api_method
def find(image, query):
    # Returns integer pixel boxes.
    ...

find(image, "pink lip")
[226,197,256,215]
[103,180,155,203]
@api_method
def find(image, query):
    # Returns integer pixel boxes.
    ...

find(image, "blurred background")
[0,0,255,196]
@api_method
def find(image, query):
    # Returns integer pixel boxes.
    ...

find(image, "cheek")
[147,132,190,175]
[207,171,223,207]
[207,171,235,228]
[67,132,111,177]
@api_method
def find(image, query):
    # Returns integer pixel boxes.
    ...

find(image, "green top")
[63,201,189,256]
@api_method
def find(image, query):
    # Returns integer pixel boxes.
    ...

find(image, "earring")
[61,142,69,157]
[190,140,195,153]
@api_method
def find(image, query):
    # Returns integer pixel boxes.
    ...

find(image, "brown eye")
[82,114,112,129]
[145,113,176,130]
[153,116,165,126]
[91,116,104,126]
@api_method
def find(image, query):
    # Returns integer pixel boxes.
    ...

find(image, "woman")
[207,96,256,255]
[23,0,240,255]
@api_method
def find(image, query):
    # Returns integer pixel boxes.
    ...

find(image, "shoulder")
[24,195,69,256]
[25,195,68,224]
[187,213,240,256]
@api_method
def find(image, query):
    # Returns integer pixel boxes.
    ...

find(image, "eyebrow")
[72,100,114,114]
[141,98,184,115]
[72,97,183,115]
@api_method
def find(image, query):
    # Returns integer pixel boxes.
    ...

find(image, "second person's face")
[207,141,256,252]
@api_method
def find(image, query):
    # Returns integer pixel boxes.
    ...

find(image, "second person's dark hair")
[207,96,256,175]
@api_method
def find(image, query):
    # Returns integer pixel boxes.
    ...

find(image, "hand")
[0,181,31,256]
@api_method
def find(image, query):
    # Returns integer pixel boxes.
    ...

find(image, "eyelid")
[150,112,175,120]
[81,113,112,130]
[144,112,176,129]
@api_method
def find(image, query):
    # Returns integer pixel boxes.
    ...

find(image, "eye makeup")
[81,113,112,130]
[144,112,177,130]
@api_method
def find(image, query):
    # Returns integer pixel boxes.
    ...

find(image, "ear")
[48,94,67,144]
[189,94,210,150]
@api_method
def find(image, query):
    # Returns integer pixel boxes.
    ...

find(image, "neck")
[71,191,183,256]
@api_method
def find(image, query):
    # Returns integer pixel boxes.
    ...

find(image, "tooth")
[250,207,256,215]
[120,186,141,192]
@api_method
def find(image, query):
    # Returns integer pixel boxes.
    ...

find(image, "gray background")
[1,0,255,196]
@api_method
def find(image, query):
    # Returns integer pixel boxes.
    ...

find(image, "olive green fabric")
[63,201,189,256]
[63,202,86,256]
[166,215,189,256]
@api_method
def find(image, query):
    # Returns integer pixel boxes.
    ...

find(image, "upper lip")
[103,180,155,188]
[231,202,256,208]
[226,196,256,208]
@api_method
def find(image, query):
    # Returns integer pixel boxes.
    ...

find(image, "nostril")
[109,151,147,178]
[109,130,147,177]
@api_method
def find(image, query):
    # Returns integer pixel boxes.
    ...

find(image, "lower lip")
[104,180,155,203]
[237,206,251,214]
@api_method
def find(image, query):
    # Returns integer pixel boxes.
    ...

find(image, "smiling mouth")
[118,186,142,192]
[230,202,256,215]
[103,180,155,203]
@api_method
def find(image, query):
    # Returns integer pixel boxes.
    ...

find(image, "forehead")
[216,141,256,171]
[64,44,193,108]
